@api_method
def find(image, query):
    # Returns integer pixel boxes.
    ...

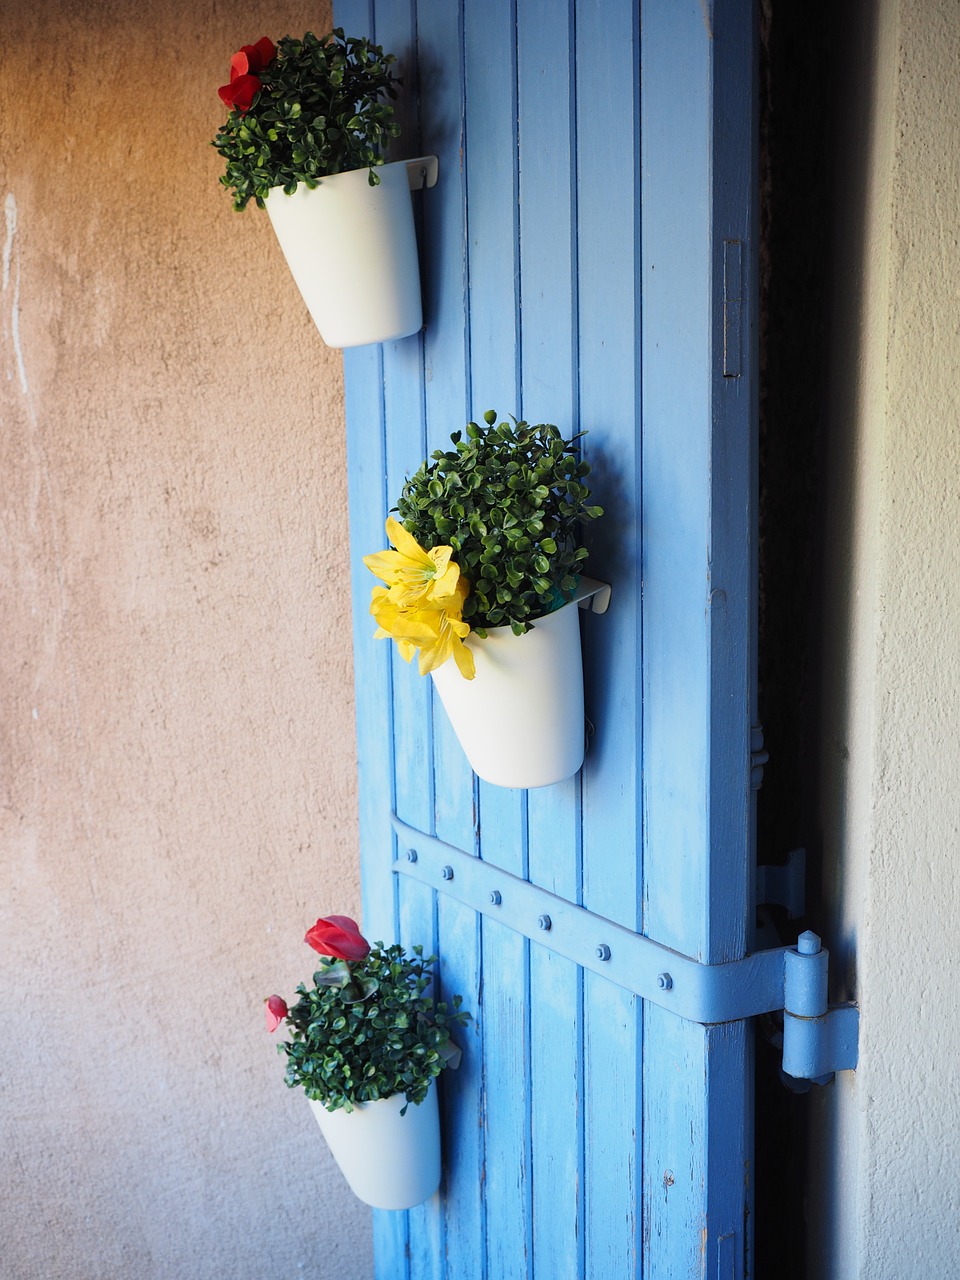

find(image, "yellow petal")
[395,638,418,664]
[452,638,476,680]
[427,543,453,574]
[417,635,451,675]
[384,517,431,566]
[363,548,406,587]
[429,560,461,600]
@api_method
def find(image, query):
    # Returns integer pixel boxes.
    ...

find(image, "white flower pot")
[430,577,611,789]
[308,1083,441,1210]
[264,156,437,349]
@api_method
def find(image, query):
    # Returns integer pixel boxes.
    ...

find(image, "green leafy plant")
[212,29,400,212]
[266,915,469,1114]
[393,410,603,637]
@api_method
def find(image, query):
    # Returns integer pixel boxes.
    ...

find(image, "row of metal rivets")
[405,846,673,990]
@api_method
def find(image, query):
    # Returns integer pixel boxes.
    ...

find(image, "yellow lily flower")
[369,579,476,680]
[363,517,462,607]
[409,602,475,680]
[369,588,433,665]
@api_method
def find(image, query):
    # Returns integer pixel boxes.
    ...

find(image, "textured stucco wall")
[0,3,372,1277]
[810,1,960,1275]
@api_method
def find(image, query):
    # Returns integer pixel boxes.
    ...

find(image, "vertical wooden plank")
[638,0,754,957]
[707,0,759,959]
[575,1,643,1275]
[515,3,584,1277]
[375,0,434,847]
[517,0,577,423]
[643,1012,751,1280]
[640,0,713,964]
[639,1,755,1275]
[400,874,444,1280]
[414,7,485,1280]
[343,373,411,1280]
[638,0,696,1245]
[636,2,711,1244]
[373,14,445,1280]
[637,7,715,1266]
[463,0,520,414]
[461,5,532,1278]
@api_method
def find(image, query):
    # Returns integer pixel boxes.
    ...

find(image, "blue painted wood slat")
[515,3,586,1277]
[460,5,533,1279]
[415,5,487,1279]
[639,1,756,1276]
[573,1,645,1274]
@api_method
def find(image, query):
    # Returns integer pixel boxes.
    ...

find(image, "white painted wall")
[810,1,960,1274]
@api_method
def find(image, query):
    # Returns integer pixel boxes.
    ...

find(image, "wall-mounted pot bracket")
[406,156,439,190]
[391,815,859,1085]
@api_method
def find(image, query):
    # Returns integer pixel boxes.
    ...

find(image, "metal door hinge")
[781,930,860,1083]
[390,815,859,1083]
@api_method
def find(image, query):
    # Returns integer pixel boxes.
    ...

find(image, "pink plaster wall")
[0,3,372,1275]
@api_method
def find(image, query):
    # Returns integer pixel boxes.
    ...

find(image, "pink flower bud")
[264,994,288,1033]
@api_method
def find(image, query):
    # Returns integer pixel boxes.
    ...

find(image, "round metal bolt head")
[441,865,454,881]
[406,849,418,863]
[538,914,552,931]
[489,890,502,906]
[595,944,611,961]
[657,972,673,990]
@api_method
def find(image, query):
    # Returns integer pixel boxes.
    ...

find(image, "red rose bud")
[229,49,251,80]
[264,995,288,1032]
[230,37,276,81]
[218,73,261,114]
[304,914,371,961]
[248,37,276,70]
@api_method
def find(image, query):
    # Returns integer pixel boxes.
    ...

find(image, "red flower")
[218,73,261,114]
[264,994,288,1033]
[220,74,261,114]
[304,915,371,961]
[230,37,276,79]
[218,36,275,115]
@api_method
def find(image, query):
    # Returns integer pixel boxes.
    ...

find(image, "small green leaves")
[279,942,470,1115]
[313,960,352,987]
[213,28,400,211]
[394,413,602,634]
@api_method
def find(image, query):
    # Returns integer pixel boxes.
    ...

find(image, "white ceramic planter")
[264,156,437,349]
[430,577,611,789]
[308,1083,441,1209]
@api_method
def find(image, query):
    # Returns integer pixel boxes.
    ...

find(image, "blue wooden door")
[338,1,757,1276]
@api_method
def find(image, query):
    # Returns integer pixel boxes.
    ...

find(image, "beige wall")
[811,0,960,1274]
[0,3,371,1276]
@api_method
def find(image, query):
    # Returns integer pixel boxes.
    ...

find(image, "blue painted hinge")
[391,816,858,1082]
[781,930,860,1083]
